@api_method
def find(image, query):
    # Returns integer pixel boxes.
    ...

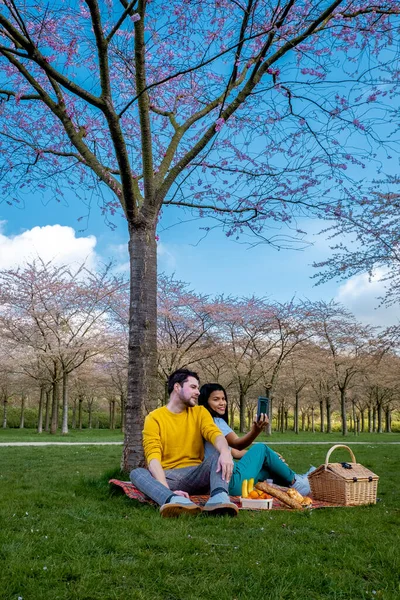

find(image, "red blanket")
[109,479,343,510]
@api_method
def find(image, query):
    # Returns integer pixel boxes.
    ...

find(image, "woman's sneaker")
[291,467,316,497]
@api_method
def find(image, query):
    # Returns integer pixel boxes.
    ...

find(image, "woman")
[198,383,313,496]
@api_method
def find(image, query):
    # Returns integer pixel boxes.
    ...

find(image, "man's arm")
[148,458,169,487]
[213,434,234,483]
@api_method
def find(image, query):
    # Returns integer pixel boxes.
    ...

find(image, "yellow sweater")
[143,405,223,470]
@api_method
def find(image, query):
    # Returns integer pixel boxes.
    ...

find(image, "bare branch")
[106,0,138,43]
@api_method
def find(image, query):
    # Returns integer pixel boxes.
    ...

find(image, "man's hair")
[167,369,200,395]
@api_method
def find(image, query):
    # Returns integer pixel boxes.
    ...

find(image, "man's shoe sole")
[160,503,202,518]
[202,503,239,517]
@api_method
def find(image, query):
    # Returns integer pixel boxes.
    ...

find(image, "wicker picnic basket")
[308,444,379,506]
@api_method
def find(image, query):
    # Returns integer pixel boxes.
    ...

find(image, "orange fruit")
[249,490,259,499]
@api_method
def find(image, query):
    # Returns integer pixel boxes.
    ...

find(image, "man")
[130,369,239,518]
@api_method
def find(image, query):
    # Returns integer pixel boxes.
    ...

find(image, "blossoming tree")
[1,0,399,468]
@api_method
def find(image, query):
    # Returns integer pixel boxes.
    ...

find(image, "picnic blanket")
[109,479,344,510]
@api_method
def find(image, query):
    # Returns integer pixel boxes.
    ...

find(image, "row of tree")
[1,261,399,438]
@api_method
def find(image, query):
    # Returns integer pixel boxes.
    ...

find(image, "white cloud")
[0,223,98,271]
[335,269,399,327]
[157,242,177,270]
[105,242,129,273]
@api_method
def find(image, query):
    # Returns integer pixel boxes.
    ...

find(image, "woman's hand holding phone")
[252,412,269,434]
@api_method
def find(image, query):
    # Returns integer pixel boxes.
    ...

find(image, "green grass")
[256,431,400,443]
[1,427,399,444]
[1,444,399,600]
[0,428,124,443]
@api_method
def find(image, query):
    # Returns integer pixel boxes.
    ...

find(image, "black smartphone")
[257,396,269,420]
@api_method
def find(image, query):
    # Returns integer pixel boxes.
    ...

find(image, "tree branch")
[106,0,138,43]
[134,0,155,208]
[118,24,276,118]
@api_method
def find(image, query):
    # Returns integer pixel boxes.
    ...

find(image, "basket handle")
[324,444,356,469]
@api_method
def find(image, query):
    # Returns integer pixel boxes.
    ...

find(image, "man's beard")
[179,391,196,407]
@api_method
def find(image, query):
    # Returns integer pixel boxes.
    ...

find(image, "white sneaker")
[291,474,311,496]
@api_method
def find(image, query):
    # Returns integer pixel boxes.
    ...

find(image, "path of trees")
[1,261,398,438]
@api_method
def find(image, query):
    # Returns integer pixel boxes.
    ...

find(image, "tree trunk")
[368,406,373,433]
[266,395,272,436]
[78,395,84,430]
[377,403,383,433]
[249,406,255,428]
[19,393,26,429]
[37,386,45,433]
[110,399,116,430]
[340,389,347,436]
[88,400,93,429]
[123,223,158,471]
[307,412,310,431]
[326,398,332,434]
[294,393,299,434]
[319,399,325,433]
[120,392,126,433]
[61,370,69,435]
[284,410,288,432]
[2,395,7,428]
[45,389,51,432]
[247,408,251,431]
[311,407,315,433]
[373,406,377,433]
[163,381,169,406]
[229,403,235,429]
[239,390,246,433]
[51,370,60,434]
[301,411,306,432]
[71,398,77,429]
[352,401,357,436]
[385,408,391,433]
[360,409,365,433]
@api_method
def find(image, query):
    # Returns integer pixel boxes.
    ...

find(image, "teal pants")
[228,444,296,496]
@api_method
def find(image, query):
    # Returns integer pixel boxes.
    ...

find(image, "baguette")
[255,481,303,510]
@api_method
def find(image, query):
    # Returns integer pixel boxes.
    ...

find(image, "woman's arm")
[225,414,268,450]
[231,448,247,459]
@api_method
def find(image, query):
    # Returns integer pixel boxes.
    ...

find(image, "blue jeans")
[228,444,296,496]
[130,450,228,506]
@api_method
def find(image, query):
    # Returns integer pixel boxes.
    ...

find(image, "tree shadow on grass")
[74,468,129,500]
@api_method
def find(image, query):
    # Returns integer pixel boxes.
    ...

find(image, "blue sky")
[1,2,398,329]
[0,192,398,328]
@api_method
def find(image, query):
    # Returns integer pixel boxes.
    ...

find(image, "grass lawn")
[1,443,399,600]
[0,428,124,443]
[1,428,400,444]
